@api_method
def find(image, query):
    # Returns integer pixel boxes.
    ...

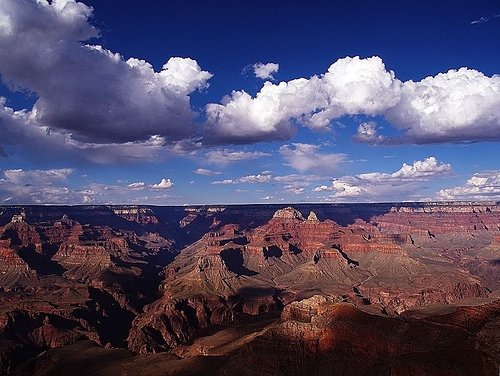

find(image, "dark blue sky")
[85,1,500,74]
[0,0,499,204]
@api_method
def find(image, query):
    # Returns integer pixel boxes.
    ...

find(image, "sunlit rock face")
[0,203,498,375]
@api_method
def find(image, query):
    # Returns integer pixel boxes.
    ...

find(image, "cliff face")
[0,221,42,252]
[0,239,36,287]
[0,210,181,374]
[113,207,159,225]
[127,204,499,354]
[375,203,500,235]
[0,203,499,375]
[248,208,339,254]
[231,296,499,376]
[53,243,112,274]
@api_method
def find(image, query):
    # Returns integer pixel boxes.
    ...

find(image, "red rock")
[0,239,36,287]
[0,220,42,252]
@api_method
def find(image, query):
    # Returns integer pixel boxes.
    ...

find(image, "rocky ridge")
[127,204,499,355]
[0,203,498,375]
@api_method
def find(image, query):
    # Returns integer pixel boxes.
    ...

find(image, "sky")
[0,0,499,205]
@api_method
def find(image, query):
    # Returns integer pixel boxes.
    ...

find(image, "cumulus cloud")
[1,0,499,172]
[353,121,386,144]
[205,149,271,164]
[220,173,323,196]
[239,173,272,184]
[273,174,322,196]
[124,178,174,190]
[0,0,212,150]
[252,62,279,80]
[150,178,174,189]
[193,168,221,176]
[385,68,500,144]
[206,55,500,145]
[2,168,73,186]
[211,179,236,185]
[285,187,305,195]
[0,168,175,204]
[279,143,346,174]
[438,171,500,200]
[314,157,452,201]
[127,182,146,190]
[0,168,79,204]
[212,172,272,185]
[273,174,322,184]
[205,56,400,143]
[313,185,330,192]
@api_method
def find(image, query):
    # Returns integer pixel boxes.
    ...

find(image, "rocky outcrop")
[53,244,111,270]
[306,211,318,221]
[127,204,500,355]
[0,221,42,252]
[113,207,159,225]
[374,204,500,235]
[248,208,338,254]
[127,295,234,354]
[234,296,498,376]
[272,207,305,220]
[0,203,499,375]
[0,240,36,287]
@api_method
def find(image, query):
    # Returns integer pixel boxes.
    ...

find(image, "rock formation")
[0,239,36,287]
[0,203,498,375]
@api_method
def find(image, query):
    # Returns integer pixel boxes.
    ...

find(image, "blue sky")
[0,0,499,204]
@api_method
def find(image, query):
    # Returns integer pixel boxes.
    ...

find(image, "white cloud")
[68,135,168,164]
[150,178,174,189]
[274,174,322,195]
[353,121,386,143]
[206,55,500,145]
[313,185,330,192]
[0,168,176,204]
[193,168,221,176]
[205,87,297,143]
[0,0,212,151]
[390,157,452,179]
[252,62,279,80]
[315,56,401,124]
[205,56,400,143]
[314,157,452,201]
[273,174,322,184]
[438,171,500,200]
[471,14,500,25]
[385,68,500,144]
[3,168,73,185]
[1,1,499,166]
[0,168,79,204]
[239,173,272,184]
[279,143,346,174]
[205,149,271,164]
[127,182,146,190]
[212,172,272,185]
[212,179,236,185]
[284,186,305,195]
[213,172,321,195]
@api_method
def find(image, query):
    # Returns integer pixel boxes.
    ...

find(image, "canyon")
[0,202,498,375]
